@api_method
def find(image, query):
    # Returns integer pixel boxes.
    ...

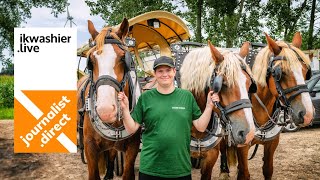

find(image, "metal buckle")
[115,130,121,139]
[85,98,92,111]
[196,139,202,155]
[226,123,233,146]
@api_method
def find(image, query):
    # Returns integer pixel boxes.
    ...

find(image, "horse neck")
[193,91,207,111]
[252,84,276,126]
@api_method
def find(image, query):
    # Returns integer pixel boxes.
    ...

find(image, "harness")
[172,43,257,152]
[212,61,256,147]
[77,29,141,163]
[245,43,311,142]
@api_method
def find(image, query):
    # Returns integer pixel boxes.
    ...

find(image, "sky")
[21,0,105,48]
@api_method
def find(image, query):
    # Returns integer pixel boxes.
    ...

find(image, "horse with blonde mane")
[77,19,140,180]
[220,32,314,180]
[180,41,256,179]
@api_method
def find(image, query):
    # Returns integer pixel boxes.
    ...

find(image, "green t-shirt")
[131,88,201,178]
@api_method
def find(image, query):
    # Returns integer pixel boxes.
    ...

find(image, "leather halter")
[247,44,311,142]
[191,56,254,150]
[87,35,129,93]
[212,61,255,146]
[173,43,256,150]
[83,29,138,141]
[266,48,310,109]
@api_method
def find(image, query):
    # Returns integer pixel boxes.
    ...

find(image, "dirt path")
[1,120,319,179]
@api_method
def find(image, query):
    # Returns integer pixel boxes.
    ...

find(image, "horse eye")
[222,83,228,87]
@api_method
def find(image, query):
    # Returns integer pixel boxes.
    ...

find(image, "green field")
[0,107,14,119]
[0,75,14,119]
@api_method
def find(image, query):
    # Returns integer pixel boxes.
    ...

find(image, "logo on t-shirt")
[172,106,185,110]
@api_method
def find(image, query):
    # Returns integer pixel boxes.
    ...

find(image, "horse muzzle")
[291,106,314,127]
[96,104,117,123]
[230,120,251,145]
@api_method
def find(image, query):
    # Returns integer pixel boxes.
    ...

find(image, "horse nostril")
[298,111,305,120]
[238,130,245,139]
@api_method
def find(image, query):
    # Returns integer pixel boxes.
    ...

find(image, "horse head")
[208,41,255,145]
[86,19,130,124]
[180,41,255,146]
[253,32,314,126]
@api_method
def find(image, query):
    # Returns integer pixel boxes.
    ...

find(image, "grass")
[0,75,14,120]
[0,107,14,119]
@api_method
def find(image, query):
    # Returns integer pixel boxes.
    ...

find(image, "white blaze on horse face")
[292,68,314,126]
[95,44,118,122]
[238,71,255,144]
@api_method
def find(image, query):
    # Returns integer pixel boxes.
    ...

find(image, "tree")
[237,0,264,44]
[307,0,317,49]
[0,0,68,66]
[85,0,178,26]
[183,0,204,42]
[0,57,13,75]
[264,0,310,41]
[203,0,263,47]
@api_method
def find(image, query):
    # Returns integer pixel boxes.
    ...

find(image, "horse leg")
[219,138,230,179]
[85,139,101,180]
[104,150,117,180]
[122,135,140,180]
[200,146,219,180]
[262,137,280,180]
[236,145,250,180]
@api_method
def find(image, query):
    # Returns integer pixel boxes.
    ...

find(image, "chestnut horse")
[220,32,314,180]
[179,41,256,179]
[77,19,140,180]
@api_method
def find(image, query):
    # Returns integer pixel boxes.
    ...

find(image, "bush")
[0,75,14,108]
[0,107,14,119]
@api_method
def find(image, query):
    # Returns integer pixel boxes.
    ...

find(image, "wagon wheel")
[191,157,201,169]
[114,151,124,176]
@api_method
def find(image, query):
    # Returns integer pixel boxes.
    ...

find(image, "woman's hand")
[206,91,220,109]
[118,92,129,111]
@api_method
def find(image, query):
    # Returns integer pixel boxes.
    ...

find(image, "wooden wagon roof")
[77,11,190,57]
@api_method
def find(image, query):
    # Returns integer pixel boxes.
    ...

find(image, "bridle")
[264,45,311,124]
[87,29,129,93]
[77,28,140,164]
[211,60,256,146]
[83,28,136,141]
[266,49,311,110]
[252,44,311,141]
[173,43,257,150]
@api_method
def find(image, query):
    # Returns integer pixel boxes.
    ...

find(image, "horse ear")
[208,40,224,63]
[117,18,129,40]
[239,41,250,58]
[292,32,302,49]
[88,20,98,40]
[309,53,313,61]
[265,32,281,55]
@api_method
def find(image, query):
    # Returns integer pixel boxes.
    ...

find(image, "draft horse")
[179,41,256,179]
[77,19,140,180]
[220,32,314,180]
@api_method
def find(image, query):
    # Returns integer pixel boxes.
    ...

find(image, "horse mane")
[252,41,311,87]
[86,27,120,56]
[180,47,248,96]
